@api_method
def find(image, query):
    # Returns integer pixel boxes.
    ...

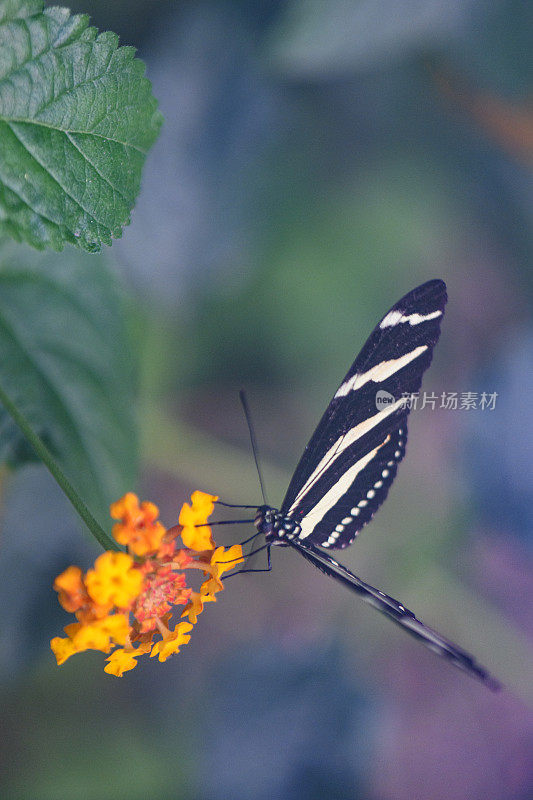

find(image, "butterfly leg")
[196,519,255,528]
[222,545,273,579]
[291,540,500,691]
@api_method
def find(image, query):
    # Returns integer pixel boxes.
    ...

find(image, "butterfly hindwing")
[291,540,500,690]
[281,279,447,546]
[307,423,407,548]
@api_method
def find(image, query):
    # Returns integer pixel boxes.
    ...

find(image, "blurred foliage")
[467,328,533,550]
[1,659,191,799]
[187,165,461,392]
[0,243,138,527]
[197,640,374,800]
[268,0,533,95]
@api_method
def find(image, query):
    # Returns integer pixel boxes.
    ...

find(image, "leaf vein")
[0,114,147,154]
[64,131,129,204]
[6,120,113,230]
[0,173,64,235]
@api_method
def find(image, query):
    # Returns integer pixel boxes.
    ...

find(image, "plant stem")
[0,381,119,551]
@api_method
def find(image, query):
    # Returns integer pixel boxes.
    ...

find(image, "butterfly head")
[254,505,277,540]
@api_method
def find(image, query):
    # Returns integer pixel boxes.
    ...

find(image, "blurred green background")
[1,1,532,798]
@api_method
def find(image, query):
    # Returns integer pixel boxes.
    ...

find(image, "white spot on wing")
[380,309,442,329]
[334,346,428,397]
[380,309,403,328]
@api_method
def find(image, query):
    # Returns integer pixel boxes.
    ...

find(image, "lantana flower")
[51,491,244,675]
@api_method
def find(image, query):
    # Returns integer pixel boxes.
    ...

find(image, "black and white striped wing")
[294,424,408,549]
[291,539,501,690]
[281,279,447,549]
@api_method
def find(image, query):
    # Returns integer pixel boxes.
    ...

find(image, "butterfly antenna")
[239,389,269,505]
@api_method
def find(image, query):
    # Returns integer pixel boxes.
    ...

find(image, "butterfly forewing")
[281,279,447,547]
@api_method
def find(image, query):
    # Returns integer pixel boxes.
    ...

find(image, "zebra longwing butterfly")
[229,280,499,690]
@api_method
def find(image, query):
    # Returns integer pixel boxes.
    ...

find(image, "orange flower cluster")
[50,491,244,676]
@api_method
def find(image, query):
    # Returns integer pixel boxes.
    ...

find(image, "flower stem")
[0,380,119,551]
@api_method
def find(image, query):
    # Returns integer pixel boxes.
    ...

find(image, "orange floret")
[53,566,87,613]
[150,622,193,662]
[111,493,166,556]
[104,648,141,677]
[178,491,218,551]
[85,552,143,608]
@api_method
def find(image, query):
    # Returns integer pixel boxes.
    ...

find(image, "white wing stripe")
[297,438,388,539]
[288,396,404,514]
[334,345,427,398]
[380,309,442,329]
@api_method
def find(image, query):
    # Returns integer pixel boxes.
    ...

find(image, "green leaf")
[0,0,162,252]
[0,376,119,549]
[0,242,138,527]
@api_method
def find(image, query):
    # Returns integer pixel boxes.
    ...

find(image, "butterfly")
[221,280,499,690]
